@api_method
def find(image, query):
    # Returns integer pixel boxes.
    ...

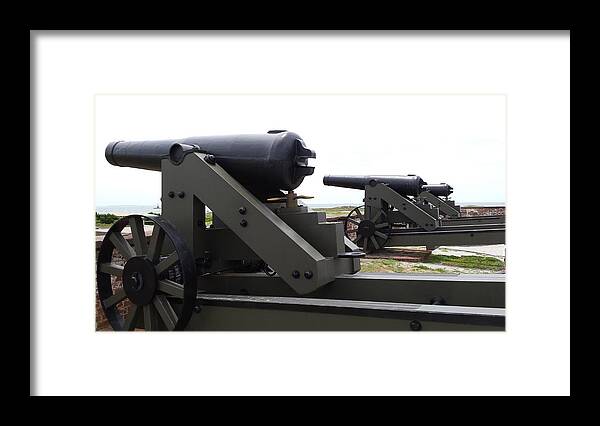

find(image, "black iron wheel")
[344,205,390,253]
[96,215,196,331]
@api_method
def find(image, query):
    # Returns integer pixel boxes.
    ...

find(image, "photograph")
[95,94,506,331]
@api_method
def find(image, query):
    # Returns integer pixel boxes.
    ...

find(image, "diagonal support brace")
[162,153,336,295]
[416,191,461,218]
[366,183,440,230]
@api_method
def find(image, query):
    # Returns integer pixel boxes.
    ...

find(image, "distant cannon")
[323,174,505,253]
[323,175,426,197]
[422,183,453,197]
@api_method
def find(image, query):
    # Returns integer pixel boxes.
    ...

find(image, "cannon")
[323,174,506,252]
[106,131,316,199]
[322,175,425,197]
[97,131,505,331]
[417,182,505,225]
[422,183,453,197]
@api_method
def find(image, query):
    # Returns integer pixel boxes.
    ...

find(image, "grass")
[310,205,357,218]
[360,259,407,273]
[424,254,505,271]
[360,254,505,274]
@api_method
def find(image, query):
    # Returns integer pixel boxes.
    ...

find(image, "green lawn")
[425,254,505,271]
[360,255,505,274]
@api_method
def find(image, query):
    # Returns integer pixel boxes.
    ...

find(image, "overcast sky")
[95,94,505,206]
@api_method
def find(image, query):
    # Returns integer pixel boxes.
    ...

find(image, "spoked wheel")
[344,205,391,253]
[96,215,197,331]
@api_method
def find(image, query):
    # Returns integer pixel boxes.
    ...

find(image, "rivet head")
[409,320,422,331]
[304,271,313,279]
[193,304,202,314]
[240,219,248,227]
[177,191,185,198]
[239,207,247,214]
[168,191,175,198]
[205,154,216,165]
[292,270,300,279]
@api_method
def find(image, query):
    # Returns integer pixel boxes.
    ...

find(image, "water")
[96,205,161,215]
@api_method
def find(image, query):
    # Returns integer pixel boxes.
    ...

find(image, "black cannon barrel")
[106,131,316,196]
[422,183,453,197]
[323,175,426,197]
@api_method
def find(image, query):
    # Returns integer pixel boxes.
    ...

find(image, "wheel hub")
[123,256,158,305]
[357,220,376,238]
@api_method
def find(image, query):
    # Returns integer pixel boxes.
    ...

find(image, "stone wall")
[460,206,506,217]
[95,239,134,331]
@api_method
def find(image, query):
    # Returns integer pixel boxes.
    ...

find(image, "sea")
[96,201,504,215]
[96,205,162,215]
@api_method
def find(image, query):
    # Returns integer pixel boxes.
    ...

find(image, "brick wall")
[96,242,134,331]
[460,206,506,217]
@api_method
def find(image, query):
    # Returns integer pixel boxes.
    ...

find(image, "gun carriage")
[323,175,506,253]
[97,131,505,331]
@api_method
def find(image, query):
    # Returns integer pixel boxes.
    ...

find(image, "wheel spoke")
[158,279,184,298]
[129,216,148,256]
[355,208,364,220]
[146,225,165,264]
[109,232,136,260]
[362,237,368,252]
[98,263,124,276]
[372,210,383,222]
[143,304,155,331]
[153,295,178,331]
[102,288,127,308]
[156,252,179,275]
[370,235,380,250]
[375,222,389,229]
[123,305,140,331]
[374,231,388,239]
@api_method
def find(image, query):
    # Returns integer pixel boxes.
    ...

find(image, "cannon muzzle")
[422,183,453,197]
[322,175,426,197]
[106,131,316,197]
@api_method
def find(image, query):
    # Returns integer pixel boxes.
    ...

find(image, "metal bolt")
[168,191,175,198]
[205,154,216,165]
[240,219,248,227]
[304,271,313,279]
[292,270,300,278]
[177,191,185,198]
[409,320,422,331]
[193,304,202,314]
[238,206,247,214]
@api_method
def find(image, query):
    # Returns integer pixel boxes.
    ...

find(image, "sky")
[95,94,506,206]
